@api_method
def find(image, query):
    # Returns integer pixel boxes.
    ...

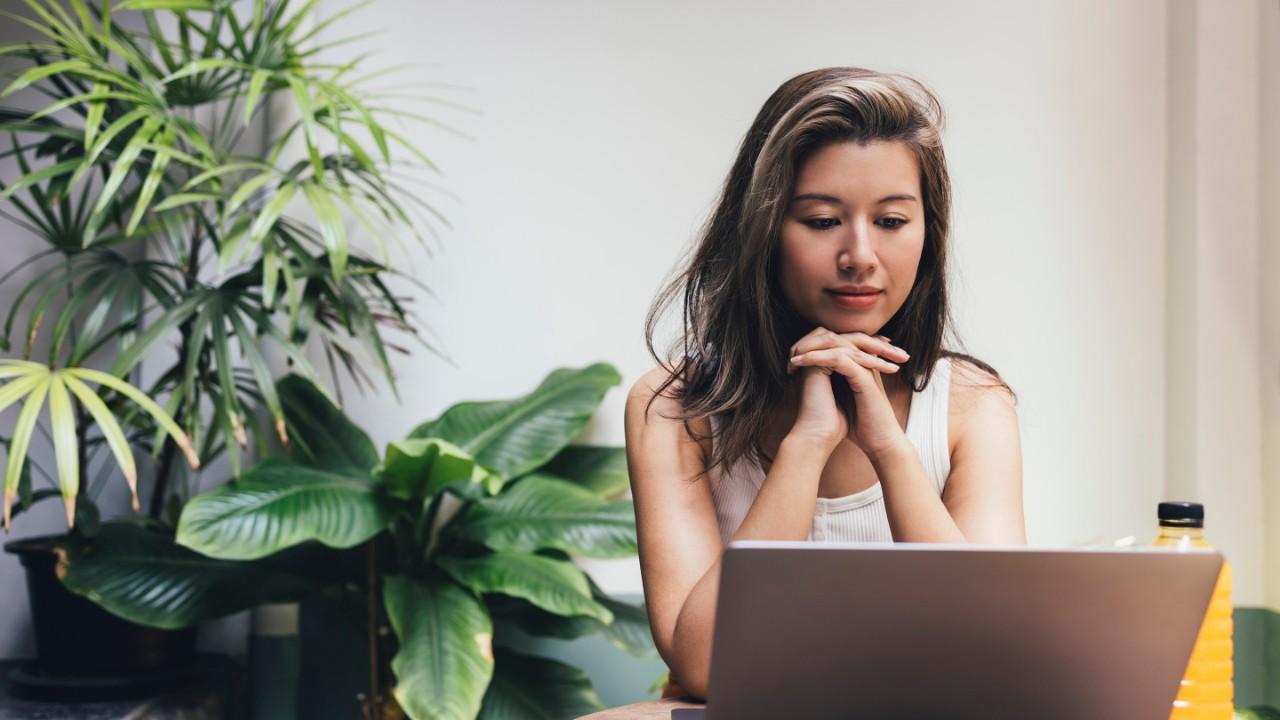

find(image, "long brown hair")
[643,66,1012,478]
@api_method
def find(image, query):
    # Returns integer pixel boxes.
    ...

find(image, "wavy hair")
[643,66,1012,478]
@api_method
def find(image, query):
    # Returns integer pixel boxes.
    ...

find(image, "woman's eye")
[803,218,840,230]
[878,217,907,229]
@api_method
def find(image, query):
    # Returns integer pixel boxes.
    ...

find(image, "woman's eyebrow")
[790,192,919,205]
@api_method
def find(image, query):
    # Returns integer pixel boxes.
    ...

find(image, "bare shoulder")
[625,363,712,465]
[945,356,1018,456]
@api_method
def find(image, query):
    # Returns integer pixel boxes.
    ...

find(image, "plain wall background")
[312,0,1198,594]
[0,0,1273,661]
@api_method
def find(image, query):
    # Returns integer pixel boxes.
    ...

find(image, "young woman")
[622,67,1026,700]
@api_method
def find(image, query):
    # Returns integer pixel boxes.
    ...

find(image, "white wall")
[311,0,1235,595]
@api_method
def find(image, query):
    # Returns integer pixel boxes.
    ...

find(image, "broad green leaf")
[408,363,622,480]
[487,581,655,658]
[46,374,79,528]
[277,374,377,472]
[176,458,396,560]
[453,474,637,559]
[438,552,612,624]
[380,437,500,501]
[59,522,315,629]
[384,575,493,720]
[541,445,630,498]
[478,647,605,720]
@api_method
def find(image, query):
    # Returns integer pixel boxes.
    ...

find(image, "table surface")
[579,696,705,719]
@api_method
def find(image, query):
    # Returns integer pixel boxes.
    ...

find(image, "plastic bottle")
[1150,501,1233,719]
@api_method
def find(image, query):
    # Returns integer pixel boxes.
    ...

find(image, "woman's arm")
[872,361,1025,544]
[624,367,834,699]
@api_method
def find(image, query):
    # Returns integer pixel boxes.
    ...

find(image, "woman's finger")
[790,347,899,375]
[791,329,908,363]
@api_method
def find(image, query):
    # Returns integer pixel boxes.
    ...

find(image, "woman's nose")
[837,220,877,270]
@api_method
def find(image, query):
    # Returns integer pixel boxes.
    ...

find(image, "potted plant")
[62,362,655,720]
[0,0,446,685]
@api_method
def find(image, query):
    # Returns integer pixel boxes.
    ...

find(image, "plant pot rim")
[4,533,74,556]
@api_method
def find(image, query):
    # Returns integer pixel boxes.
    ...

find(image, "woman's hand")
[787,327,911,460]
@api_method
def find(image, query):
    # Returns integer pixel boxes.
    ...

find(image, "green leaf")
[124,128,175,236]
[83,117,161,246]
[46,374,79,528]
[225,307,286,445]
[247,179,295,249]
[176,458,396,560]
[478,647,605,720]
[454,474,637,559]
[1234,708,1280,720]
[83,82,106,150]
[277,374,377,472]
[1,59,87,96]
[107,290,206,378]
[300,179,347,282]
[384,575,494,720]
[69,367,199,470]
[541,445,630,498]
[243,68,269,125]
[62,373,140,512]
[0,157,80,201]
[380,437,500,501]
[487,581,656,658]
[408,363,622,480]
[116,0,212,8]
[59,522,315,629]
[438,551,612,624]
[4,374,47,529]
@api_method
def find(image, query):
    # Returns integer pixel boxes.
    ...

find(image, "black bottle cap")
[1158,501,1204,527]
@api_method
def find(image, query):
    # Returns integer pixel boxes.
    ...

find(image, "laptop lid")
[702,541,1223,720]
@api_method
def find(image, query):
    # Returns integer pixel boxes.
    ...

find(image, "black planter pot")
[4,533,197,677]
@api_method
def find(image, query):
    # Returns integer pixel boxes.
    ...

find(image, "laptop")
[671,541,1223,720]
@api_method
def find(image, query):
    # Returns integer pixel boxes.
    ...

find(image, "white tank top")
[706,357,952,544]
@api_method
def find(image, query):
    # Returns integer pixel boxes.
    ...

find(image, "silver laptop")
[672,541,1223,720]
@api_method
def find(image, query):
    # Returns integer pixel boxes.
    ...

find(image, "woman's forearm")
[870,438,967,543]
[668,434,833,698]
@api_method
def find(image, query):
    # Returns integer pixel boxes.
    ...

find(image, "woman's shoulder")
[625,362,713,461]
[944,354,1018,456]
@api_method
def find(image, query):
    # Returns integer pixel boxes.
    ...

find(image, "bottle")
[1150,501,1233,719]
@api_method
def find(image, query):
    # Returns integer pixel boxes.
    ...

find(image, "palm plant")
[60,363,655,720]
[0,0,450,532]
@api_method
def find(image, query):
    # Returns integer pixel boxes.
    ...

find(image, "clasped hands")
[786,326,913,462]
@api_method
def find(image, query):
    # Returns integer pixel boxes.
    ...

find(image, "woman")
[622,67,1027,700]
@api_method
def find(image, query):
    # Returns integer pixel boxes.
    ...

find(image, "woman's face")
[778,139,927,336]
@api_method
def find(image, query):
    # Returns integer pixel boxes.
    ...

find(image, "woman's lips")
[825,289,882,309]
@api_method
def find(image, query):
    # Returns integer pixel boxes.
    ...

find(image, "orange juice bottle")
[1150,501,1233,719]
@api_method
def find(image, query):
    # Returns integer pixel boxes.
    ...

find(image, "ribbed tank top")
[706,357,952,544]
